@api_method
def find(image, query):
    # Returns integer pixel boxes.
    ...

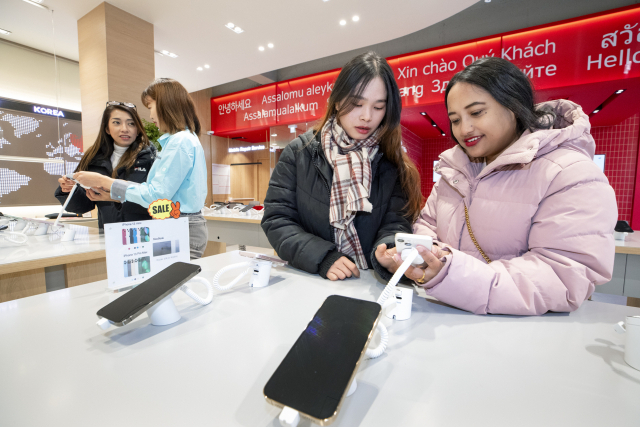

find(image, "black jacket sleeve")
[261,144,338,275]
[54,185,95,214]
[370,176,413,282]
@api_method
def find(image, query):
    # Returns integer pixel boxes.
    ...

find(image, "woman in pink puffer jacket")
[375,57,617,315]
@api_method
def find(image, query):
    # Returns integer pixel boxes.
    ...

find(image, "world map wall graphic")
[0,98,83,207]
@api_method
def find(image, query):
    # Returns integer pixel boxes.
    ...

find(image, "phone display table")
[0,227,106,302]
[0,251,638,426]
[204,214,271,249]
[601,232,640,307]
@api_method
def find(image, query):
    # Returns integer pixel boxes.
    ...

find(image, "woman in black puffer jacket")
[261,52,423,281]
[55,103,155,229]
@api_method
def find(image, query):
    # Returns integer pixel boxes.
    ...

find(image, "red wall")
[408,118,640,226]
[592,114,640,225]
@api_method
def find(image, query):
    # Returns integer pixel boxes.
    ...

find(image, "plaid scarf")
[321,116,380,269]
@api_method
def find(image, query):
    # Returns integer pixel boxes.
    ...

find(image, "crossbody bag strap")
[463,202,492,264]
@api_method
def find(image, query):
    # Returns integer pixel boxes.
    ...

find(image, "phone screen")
[97,262,201,325]
[264,295,381,424]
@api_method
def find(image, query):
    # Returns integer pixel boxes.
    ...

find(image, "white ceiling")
[0,0,479,93]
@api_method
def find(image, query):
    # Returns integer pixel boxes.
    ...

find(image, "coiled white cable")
[211,261,252,291]
[365,248,420,359]
[180,276,214,305]
[0,231,29,244]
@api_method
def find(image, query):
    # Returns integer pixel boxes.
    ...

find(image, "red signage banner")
[212,6,640,135]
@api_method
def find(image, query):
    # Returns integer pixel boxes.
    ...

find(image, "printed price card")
[104,217,189,290]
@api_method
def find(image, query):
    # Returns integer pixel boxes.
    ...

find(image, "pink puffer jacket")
[413,100,617,315]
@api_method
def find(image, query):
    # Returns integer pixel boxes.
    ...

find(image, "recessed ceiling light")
[441,132,446,136]
[156,50,178,58]
[592,109,600,114]
[225,23,243,33]
[340,20,346,26]
[259,46,265,51]
[352,16,360,22]
[420,112,426,116]
[268,43,274,48]
[197,67,203,71]
[22,0,48,9]
[615,89,625,94]
[485,0,491,2]
[432,122,437,127]
[0,28,11,35]
[204,64,210,69]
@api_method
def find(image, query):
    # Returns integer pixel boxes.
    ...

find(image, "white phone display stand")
[249,260,272,288]
[60,228,76,242]
[34,222,49,236]
[278,379,358,427]
[384,287,414,321]
[146,292,181,326]
[614,316,640,371]
[96,277,214,330]
[13,219,26,231]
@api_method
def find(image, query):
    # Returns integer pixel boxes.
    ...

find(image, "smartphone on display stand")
[97,262,201,326]
[263,295,381,425]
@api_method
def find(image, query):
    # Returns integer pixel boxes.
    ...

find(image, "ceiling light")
[225,23,243,33]
[22,0,49,9]
[441,132,446,136]
[615,89,625,94]
[340,20,346,26]
[0,28,11,35]
[204,64,210,69]
[271,134,277,137]
[197,67,203,71]
[156,50,178,58]
[352,16,360,22]
[485,0,491,2]
[432,122,437,127]
[592,109,600,114]
[268,43,274,48]
[259,46,265,51]
[420,112,426,116]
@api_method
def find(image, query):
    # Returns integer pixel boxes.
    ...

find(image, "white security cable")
[365,248,420,359]
[211,261,252,290]
[0,231,29,244]
[54,184,78,228]
[180,276,214,305]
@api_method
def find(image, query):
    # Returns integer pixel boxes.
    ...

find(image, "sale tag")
[148,199,181,219]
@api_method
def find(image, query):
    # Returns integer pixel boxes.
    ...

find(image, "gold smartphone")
[263,295,381,425]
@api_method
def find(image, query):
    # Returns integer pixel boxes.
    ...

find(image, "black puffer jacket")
[54,146,156,229]
[261,130,412,280]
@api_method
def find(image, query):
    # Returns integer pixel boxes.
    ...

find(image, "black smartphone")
[263,295,381,425]
[239,205,253,213]
[97,262,201,326]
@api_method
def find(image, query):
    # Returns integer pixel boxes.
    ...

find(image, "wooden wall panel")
[78,2,154,152]
[104,3,154,123]
[77,3,108,151]
[0,269,46,303]
[190,88,214,206]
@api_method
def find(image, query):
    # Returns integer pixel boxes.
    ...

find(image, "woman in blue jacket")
[73,79,208,259]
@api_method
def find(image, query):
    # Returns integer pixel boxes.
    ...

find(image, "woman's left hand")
[73,171,114,190]
[85,187,118,202]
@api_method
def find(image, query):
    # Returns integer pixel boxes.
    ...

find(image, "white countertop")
[615,231,640,255]
[0,251,638,426]
[0,226,105,271]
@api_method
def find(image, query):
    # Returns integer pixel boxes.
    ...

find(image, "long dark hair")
[314,51,423,221]
[444,57,553,145]
[76,105,150,178]
[142,78,201,136]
